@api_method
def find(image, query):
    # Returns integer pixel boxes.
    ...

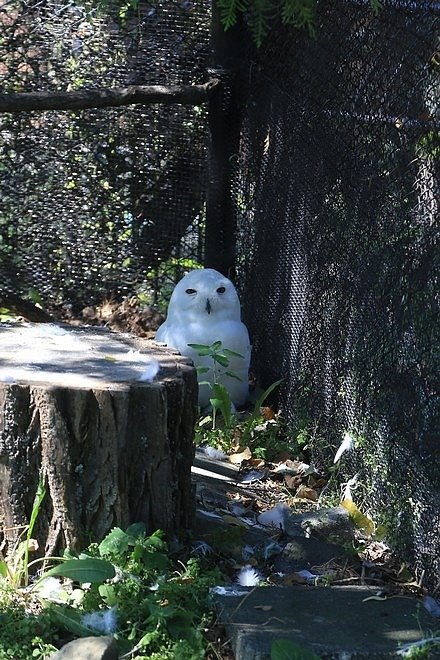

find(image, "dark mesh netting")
[1,0,439,592]
[235,2,439,589]
[0,0,211,313]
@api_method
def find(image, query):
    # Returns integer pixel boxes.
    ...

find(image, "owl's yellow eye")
[216,286,226,294]
[185,288,197,294]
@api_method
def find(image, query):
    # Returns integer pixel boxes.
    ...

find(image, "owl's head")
[166,269,242,322]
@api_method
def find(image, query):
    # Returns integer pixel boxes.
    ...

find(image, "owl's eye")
[185,288,197,294]
[216,286,226,294]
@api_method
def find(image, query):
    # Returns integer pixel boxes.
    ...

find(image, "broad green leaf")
[98,583,118,606]
[0,560,8,578]
[195,366,210,374]
[211,340,222,351]
[125,522,147,540]
[99,527,130,557]
[44,557,115,584]
[271,638,320,660]
[212,354,229,367]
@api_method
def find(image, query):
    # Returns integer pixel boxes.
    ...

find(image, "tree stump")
[0,323,197,556]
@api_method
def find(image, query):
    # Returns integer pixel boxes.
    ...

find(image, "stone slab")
[214,585,439,659]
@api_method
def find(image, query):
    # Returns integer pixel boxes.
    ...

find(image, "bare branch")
[0,80,219,113]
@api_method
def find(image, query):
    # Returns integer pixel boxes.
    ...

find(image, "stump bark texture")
[0,324,197,555]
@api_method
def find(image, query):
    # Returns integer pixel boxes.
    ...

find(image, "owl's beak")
[205,298,211,314]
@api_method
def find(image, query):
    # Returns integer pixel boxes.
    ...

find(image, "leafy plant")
[188,340,245,429]
[190,340,284,456]
[0,475,46,588]
[0,480,221,659]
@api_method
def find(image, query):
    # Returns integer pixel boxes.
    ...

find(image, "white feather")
[82,607,117,634]
[333,432,354,464]
[236,565,262,587]
[257,502,289,530]
[155,269,251,408]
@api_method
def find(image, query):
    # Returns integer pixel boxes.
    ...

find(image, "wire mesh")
[0,0,212,314]
[235,1,439,590]
[0,0,439,592]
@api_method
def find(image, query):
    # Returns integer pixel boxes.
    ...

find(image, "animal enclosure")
[0,0,438,590]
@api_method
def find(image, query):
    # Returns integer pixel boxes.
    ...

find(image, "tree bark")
[0,81,219,113]
[0,326,197,555]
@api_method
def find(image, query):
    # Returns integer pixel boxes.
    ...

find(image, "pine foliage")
[217,0,382,46]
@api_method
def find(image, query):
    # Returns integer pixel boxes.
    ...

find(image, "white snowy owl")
[155,268,251,408]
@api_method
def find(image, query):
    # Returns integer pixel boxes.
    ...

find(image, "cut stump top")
[0,322,193,389]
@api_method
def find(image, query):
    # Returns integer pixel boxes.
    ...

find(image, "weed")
[0,517,221,659]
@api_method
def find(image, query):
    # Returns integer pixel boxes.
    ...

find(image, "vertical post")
[205,1,243,278]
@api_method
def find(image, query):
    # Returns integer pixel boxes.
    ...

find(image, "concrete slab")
[214,585,439,659]
[192,446,440,659]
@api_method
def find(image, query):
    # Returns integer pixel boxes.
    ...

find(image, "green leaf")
[48,603,100,637]
[196,366,210,374]
[271,638,321,660]
[253,379,283,413]
[222,348,245,359]
[187,343,211,354]
[98,527,130,557]
[125,522,147,540]
[212,354,229,367]
[224,370,242,381]
[0,560,8,578]
[98,583,118,606]
[211,340,222,351]
[217,0,248,30]
[44,558,115,584]
[210,383,233,427]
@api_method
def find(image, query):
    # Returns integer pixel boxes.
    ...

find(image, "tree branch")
[0,80,219,113]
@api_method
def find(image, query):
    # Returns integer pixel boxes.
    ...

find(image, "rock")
[285,506,355,542]
[50,635,118,660]
[273,536,360,574]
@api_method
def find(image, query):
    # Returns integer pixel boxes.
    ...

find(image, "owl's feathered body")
[155,269,251,408]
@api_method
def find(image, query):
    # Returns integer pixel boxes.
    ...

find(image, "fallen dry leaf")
[221,514,249,528]
[260,406,276,420]
[295,485,318,501]
[284,474,302,490]
[229,447,252,464]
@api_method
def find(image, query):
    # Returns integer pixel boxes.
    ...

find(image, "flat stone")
[272,536,360,574]
[214,585,438,659]
[285,506,355,542]
[50,635,118,660]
